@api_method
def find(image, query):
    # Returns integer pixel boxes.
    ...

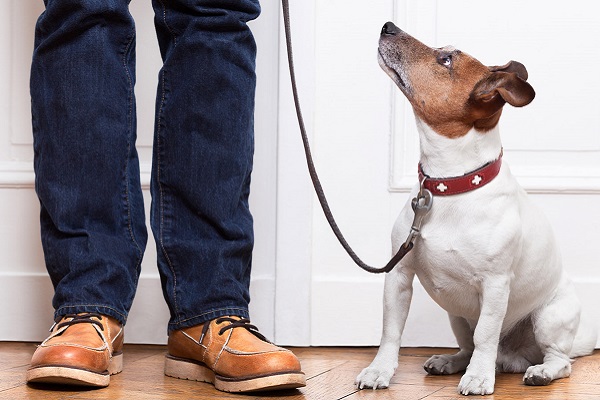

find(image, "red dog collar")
[418,151,503,196]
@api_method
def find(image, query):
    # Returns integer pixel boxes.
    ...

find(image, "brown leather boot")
[27,313,124,387]
[165,316,306,392]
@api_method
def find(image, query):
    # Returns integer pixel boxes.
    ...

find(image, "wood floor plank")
[291,361,360,400]
[428,383,600,400]
[0,342,36,370]
[346,385,446,400]
[1,343,598,399]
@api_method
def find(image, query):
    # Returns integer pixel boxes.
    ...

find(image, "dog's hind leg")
[570,311,598,357]
[424,315,473,375]
[495,317,542,373]
[524,275,593,386]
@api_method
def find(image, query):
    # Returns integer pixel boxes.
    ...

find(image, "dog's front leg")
[356,268,415,390]
[458,276,510,395]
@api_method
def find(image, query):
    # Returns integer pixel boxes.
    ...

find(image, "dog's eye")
[438,54,453,68]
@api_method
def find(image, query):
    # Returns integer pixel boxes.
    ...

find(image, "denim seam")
[156,0,182,326]
[121,24,145,274]
[157,0,178,47]
[56,305,128,322]
[169,307,250,330]
[156,63,180,324]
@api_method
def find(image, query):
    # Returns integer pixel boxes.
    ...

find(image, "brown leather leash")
[281,0,430,274]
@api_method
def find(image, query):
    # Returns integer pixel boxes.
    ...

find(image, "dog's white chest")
[392,172,563,324]
[411,230,505,320]
[393,177,524,319]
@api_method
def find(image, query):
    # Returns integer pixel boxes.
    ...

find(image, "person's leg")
[150,0,259,332]
[28,0,145,387]
[151,1,305,392]
[31,0,146,324]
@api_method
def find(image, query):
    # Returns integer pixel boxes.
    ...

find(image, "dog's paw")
[523,365,554,386]
[457,372,495,395]
[355,366,394,390]
[424,354,469,375]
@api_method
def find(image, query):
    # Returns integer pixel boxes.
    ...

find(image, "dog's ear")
[469,70,535,114]
[467,70,535,130]
[489,60,529,81]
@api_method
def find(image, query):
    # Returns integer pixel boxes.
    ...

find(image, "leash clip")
[403,188,433,248]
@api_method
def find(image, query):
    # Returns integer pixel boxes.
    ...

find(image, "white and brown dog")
[356,22,597,395]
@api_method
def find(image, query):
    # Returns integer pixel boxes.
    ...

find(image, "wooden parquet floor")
[1,342,599,399]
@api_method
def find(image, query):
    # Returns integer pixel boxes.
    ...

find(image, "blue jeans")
[31,0,261,333]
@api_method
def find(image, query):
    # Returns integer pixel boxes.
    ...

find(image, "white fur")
[355,118,597,395]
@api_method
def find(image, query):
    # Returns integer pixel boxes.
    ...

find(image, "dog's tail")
[569,311,598,358]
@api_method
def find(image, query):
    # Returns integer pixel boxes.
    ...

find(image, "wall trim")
[4,161,600,194]
[0,272,276,343]
[0,162,34,188]
[310,276,600,347]
[389,175,600,195]
[0,162,152,189]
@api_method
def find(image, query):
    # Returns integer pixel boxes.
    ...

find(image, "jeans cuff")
[167,307,250,334]
[55,305,128,326]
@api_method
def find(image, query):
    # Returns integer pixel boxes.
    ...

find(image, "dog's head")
[378,22,535,138]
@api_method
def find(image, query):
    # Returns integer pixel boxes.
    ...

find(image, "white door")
[275,0,600,347]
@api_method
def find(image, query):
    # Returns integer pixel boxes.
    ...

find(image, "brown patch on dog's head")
[378,22,535,138]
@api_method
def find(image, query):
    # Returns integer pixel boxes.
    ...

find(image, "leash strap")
[281,0,414,273]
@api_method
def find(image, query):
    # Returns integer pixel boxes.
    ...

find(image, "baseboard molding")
[0,273,275,344]
[310,277,454,347]
[310,277,600,348]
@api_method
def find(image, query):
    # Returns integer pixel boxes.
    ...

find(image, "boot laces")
[199,316,270,344]
[53,312,104,332]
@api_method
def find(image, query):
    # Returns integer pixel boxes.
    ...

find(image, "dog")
[355,22,597,395]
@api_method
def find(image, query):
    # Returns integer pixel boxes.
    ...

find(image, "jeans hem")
[168,307,250,334]
[55,305,128,326]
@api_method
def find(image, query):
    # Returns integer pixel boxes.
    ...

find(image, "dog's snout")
[381,22,401,36]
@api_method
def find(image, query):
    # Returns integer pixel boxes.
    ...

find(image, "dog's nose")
[381,22,401,36]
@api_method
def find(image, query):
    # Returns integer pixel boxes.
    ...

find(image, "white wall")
[1,0,599,349]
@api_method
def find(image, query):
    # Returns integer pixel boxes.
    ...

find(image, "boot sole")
[26,353,123,387]
[164,355,306,393]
